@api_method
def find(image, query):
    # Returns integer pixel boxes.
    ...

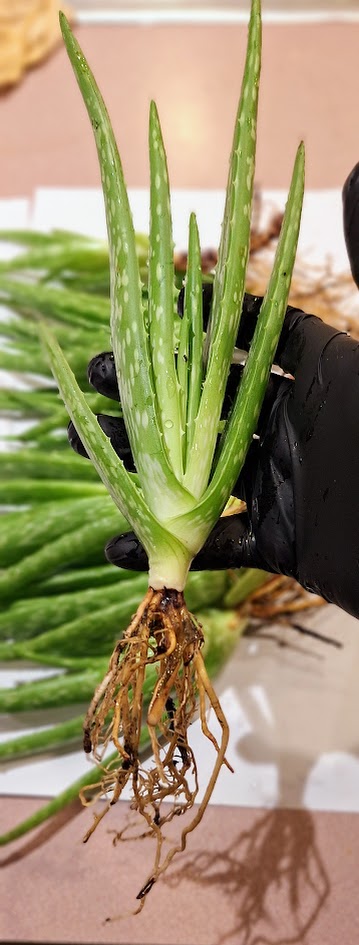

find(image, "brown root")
[80,587,231,908]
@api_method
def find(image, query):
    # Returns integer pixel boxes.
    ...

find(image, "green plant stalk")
[0,389,60,416]
[0,229,149,278]
[224,567,270,607]
[0,386,119,435]
[0,568,229,652]
[0,229,152,297]
[0,450,99,482]
[0,507,130,602]
[18,409,81,443]
[0,228,99,247]
[0,227,149,252]
[0,242,109,276]
[1,308,110,357]
[0,661,159,737]
[0,573,147,644]
[0,569,228,644]
[0,276,111,329]
[0,715,86,761]
[0,348,106,392]
[0,668,106,713]
[0,496,113,568]
[1,479,105,504]
[34,564,134,596]
[60,274,112,296]
[0,585,149,660]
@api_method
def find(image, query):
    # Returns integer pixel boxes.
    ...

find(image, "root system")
[80,587,232,910]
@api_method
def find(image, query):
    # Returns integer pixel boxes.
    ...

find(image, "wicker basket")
[0,0,73,88]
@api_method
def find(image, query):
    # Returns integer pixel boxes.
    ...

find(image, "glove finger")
[177,283,262,351]
[274,307,345,381]
[179,282,344,385]
[105,532,148,570]
[67,414,135,470]
[97,415,135,469]
[105,515,263,573]
[223,362,291,428]
[188,513,262,570]
[87,351,119,400]
[67,420,90,459]
[343,161,359,289]
[177,281,213,328]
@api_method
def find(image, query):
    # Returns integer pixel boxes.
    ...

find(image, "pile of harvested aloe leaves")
[0,224,272,846]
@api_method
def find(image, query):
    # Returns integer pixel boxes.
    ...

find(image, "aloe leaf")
[173,140,305,544]
[209,142,305,501]
[59,13,194,521]
[183,0,261,499]
[39,324,165,547]
[176,217,200,459]
[177,279,190,447]
[148,101,183,479]
[39,322,194,588]
[183,213,204,466]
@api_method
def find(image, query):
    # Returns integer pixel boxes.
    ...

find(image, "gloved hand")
[68,165,359,619]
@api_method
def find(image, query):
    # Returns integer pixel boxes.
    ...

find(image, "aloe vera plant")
[38,0,304,907]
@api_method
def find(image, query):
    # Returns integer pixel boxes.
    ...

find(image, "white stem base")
[148,554,193,592]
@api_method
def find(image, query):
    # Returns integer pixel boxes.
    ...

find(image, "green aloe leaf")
[173,140,305,544]
[148,101,183,479]
[183,0,262,498]
[59,12,195,522]
[39,324,195,589]
[182,213,204,468]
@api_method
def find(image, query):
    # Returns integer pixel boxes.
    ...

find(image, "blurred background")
[53,1,359,10]
[2,0,359,196]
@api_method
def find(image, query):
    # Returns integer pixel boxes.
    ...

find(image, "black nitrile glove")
[68,164,359,618]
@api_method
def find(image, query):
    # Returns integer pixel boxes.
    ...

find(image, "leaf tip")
[149,99,160,133]
[189,211,199,241]
[296,140,306,178]
[59,8,80,62]
[59,9,69,36]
